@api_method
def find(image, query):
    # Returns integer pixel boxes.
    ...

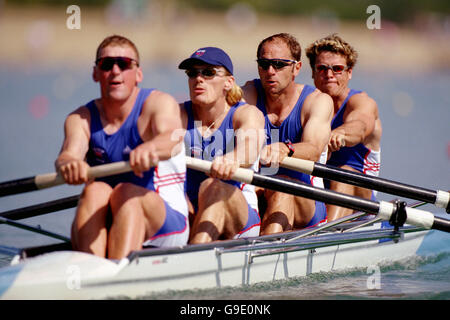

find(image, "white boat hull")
[1,225,449,299]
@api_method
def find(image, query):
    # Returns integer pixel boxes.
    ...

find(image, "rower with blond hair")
[179,47,265,243]
[306,33,382,221]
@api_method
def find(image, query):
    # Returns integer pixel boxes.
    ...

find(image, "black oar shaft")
[433,216,450,233]
[0,161,132,198]
[281,157,449,212]
[0,176,39,197]
[313,163,438,204]
[252,173,450,233]
[0,216,70,242]
[252,174,381,214]
[0,195,79,221]
[186,156,450,233]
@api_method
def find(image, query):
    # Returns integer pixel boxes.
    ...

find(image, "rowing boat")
[0,209,448,300]
[0,158,449,299]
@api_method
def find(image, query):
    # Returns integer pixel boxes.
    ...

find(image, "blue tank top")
[327,89,370,172]
[253,79,315,184]
[86,88,156,189]
[184,101,245,205]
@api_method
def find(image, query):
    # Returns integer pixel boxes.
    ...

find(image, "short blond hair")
[226,83,243,106]
[95,35,140,64]
[306,34,358,70]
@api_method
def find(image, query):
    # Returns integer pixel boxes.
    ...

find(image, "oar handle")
[185,157,254,184]
[37,161,133,189]
[0,161,134,197]
[34,173,64,189]
[87,161,132,180]
[280,157,314,175]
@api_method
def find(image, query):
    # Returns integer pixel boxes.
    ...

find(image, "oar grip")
[88,161,132,179]
[185,157,254,184]
[35,173,65,189]
[280,157,314,175]
[34,161,133,190]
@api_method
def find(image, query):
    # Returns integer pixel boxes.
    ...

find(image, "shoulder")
[178,101,189,128]
[146,89,177,105]
[63,105,91,137]
[233,103,265,126]
[235,102,263,116]
[241,80,258,105]
[304,87,334,113]
[348,91,377,105]
[143,89,179,113]
[66,105,90,124]
[347,91,378,114]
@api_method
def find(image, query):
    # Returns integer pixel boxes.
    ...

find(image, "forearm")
[333,120,367,147]
[139,131,183,161]
[227,128,264,168]
[55,149,87,172]
[291,141,323,162]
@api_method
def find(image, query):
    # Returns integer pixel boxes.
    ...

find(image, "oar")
[0,162,132,197]
[0,195,80,221]
[186,157,450,233]
[0,216,70,242]
[280,157,450,213]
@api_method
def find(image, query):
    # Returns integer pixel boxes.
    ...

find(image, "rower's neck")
[95,88,140,134]
[98,88,139,124]
[265,83,301,114]
[331,87,351,114]
[193,100,230,128]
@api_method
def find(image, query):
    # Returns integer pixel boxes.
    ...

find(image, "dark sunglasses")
[315,64,348,74]
[256,58,297,70]
[185,67,224,79]
[95,57,139,71]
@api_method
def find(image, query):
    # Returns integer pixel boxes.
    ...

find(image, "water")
[0,63,449,299]
[140,253,450,300]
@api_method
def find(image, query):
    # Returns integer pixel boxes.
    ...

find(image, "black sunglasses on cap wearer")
[185,67,225,79]
[256,58,297,70]
[95,57,139,71]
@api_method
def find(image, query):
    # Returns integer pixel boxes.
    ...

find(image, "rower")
[55,35,188,259]
[305,33,383,221]
[178,47,265,243]
[242,33,333,235]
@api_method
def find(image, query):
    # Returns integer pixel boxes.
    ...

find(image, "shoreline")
[1,5,449,73]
